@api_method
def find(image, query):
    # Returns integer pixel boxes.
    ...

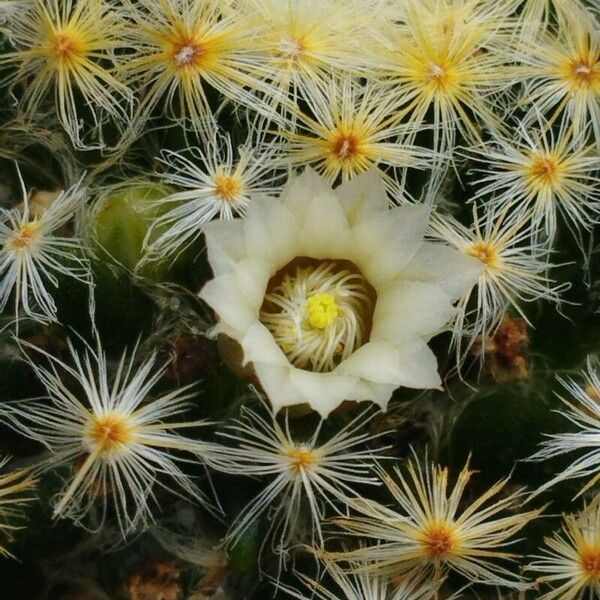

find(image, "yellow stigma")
[214,173,242,201]
[306,293,339,329]
[9,222,41,250]
[88,413,133,455]
[466,241,498,268]
[580,546,600,580]
[421,521,457,559]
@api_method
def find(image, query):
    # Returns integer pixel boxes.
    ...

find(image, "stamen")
[214,173,241,202]
[260,259,375,373]
[9,222,41,251]
[428,63,446,78]
[331,133,360,160]
[53,33,77,60]
[580,547,600,579]
[174,41,204,67]
[570,58,597,87]
[278,36,303,60]
[286,447,318,472]
[467,241,498,268]
[426,62,451,90]
[422,522,457,559]
[87,413,133,455]
[529,154,558,185]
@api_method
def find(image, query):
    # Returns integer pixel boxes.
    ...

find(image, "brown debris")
[126,562,183,600]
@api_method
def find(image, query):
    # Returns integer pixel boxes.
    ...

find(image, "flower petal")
[350,380,397,411]
[244,195,300,272]
[371,281,455,341]
[402,242,483,300]
[281,168,334,222]
[296,190,353,259]
[232,257,271,310]
[352,205,429,285]
[336,340,441,389]
[253,363,305,413]
[203,219,246,276]
[241,322,289,368]
[288,368,358,418]
[199,274,257,337]
[335,168,389,226]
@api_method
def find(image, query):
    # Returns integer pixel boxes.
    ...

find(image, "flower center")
[570,58,598,88]
[278,36,304,60]
[466,241,498,268]
[286,447,318,472]
[53,32,79,61]
[422,522,457,559]
[426,61,451,89]
[260,258,376,373]
[88,413,133,455]
[529,154,559,186]
[8,222,41,251]
[214,172,242,201]
[580,546,600,580]
[331,132,361,161]
[173,40,205,67]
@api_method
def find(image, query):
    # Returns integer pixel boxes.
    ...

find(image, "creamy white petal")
[336,340,441,389]
[288,368,359,418]
[244,195,300,272]
[200,168,450,417]
[203,219,246,276]
[253,363,306,413]
[401,242,483,300]
[240,323,290,368]
[349,380,397,411]
[352,205,430,285]
[199,274,258,336]
[370,281,455,341]
[232,257,271,310]
[296,190,353,259]
[335,168,389,226]
[281,168,334,222]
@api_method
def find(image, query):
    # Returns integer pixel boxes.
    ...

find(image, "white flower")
[529,356,600,498]
[278,76,434,194]
[0,338,227,537]
[0,170,92,328]
[239,0,371,111]
[431,205,566,361]
[141,129,282,264]
[331,455,542,590]
[467,115,600,242]
[217,400,385,559]
[527,500,600,600]
[519,3,600,146]
[199,168,481,417]
[369,0,517,152]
